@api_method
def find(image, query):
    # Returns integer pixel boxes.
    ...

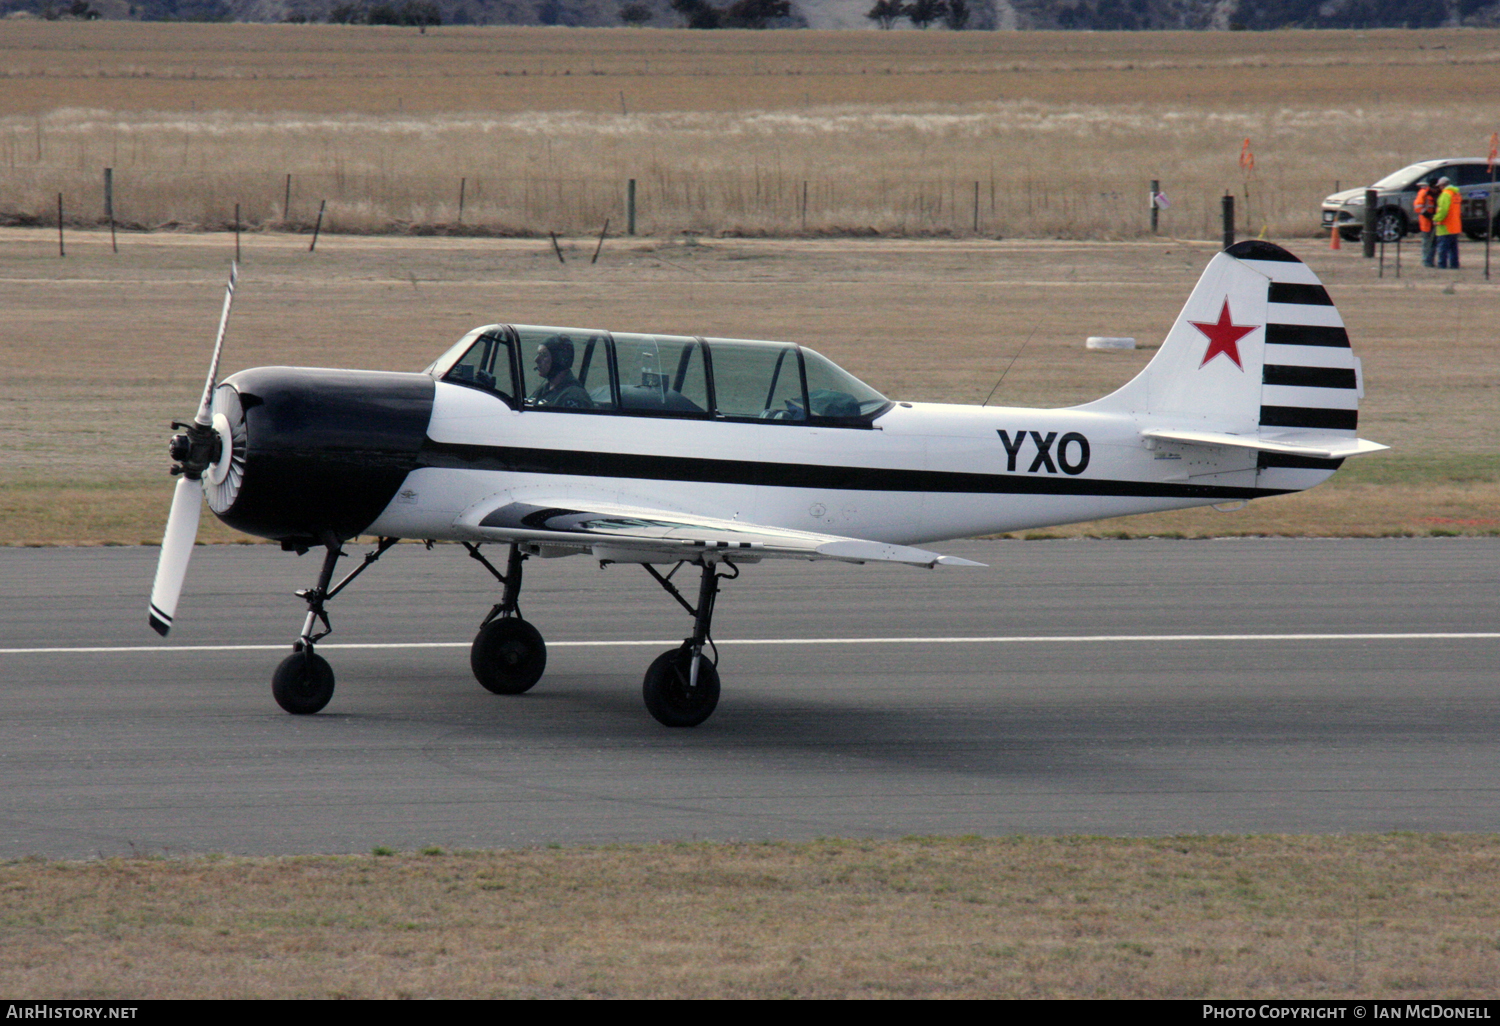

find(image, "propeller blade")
[148,476,204,636]
[194,262,238,427]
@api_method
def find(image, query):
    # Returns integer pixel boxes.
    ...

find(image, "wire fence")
[0,166,1331,240]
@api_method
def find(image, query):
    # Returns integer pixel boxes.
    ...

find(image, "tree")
[403,0,441,25]
[723,0,789,25]
[671,0,721,26]
[619,0,653,23]
[866,0,902,27]
[942,0,969,28]
[903,0,946,28]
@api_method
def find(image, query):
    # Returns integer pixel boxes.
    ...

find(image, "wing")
[455,497,985,568]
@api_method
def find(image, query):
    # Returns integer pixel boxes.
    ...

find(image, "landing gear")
[643,645,721,727]
[464,543,547,696]
[273,534,396,715]
[272,650,335,714]
[472,618,546,694]
[640,558,737,728]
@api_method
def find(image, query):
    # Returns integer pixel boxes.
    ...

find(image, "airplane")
[149,239,1387,727]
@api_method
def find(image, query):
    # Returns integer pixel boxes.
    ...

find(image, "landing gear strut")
[465,543,547,695]
[271,534,397,715]
[640,559,737,727]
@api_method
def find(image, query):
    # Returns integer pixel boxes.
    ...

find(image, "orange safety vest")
[1414,186,1437,232]
[1435,186,1463,236]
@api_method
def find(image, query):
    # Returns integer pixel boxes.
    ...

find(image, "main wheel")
[272,650,335,715]
[471,617,546,695]
[642,646,720,728]
[1374,208,1406,243]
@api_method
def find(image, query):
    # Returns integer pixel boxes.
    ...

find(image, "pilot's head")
[535,336,574,380]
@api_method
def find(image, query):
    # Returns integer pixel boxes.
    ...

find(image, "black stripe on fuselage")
[1260,406,1359,430]
[1257,452,1345,471]
[1265,324,1350,348]
[417,441,1292,500]
[1262,364,1357,389]
[1267,282,1333,306]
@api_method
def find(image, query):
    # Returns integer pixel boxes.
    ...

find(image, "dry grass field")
[3,835,1499,999]
[1,226,1496,544]
[3,23,1500,237]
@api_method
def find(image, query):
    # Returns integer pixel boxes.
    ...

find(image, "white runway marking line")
[5,632,1499,655]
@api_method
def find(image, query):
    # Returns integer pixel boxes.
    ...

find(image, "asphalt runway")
[2,538,1497,858]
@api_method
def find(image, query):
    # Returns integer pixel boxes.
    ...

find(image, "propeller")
[148,263,238,637]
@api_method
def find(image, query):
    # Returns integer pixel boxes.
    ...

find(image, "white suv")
[1321,158,1499,242]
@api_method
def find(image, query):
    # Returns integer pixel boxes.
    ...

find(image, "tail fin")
[1082,240,1387,470]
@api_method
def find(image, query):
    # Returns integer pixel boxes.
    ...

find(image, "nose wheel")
[272,650,335,714]
[270,535,396,715]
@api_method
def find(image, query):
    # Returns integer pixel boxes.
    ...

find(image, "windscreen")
[438,330,517,404]
[1370,164,1435,191]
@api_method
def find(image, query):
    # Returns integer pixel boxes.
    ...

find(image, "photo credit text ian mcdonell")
[1201,1006,1494,1021]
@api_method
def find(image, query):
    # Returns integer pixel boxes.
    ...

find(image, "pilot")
[530,336,593,409]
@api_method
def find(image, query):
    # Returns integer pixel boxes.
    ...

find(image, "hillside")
[8,0,1500,29]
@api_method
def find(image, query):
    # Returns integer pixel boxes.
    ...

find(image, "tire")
[1373,208,1406,243]
[272,651,335,715]
[471,618,546,695]
[642,646,720,728]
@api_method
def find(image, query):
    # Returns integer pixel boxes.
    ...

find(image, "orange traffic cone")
[1330,223,1342,250]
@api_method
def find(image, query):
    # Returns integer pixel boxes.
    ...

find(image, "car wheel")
[1373,208,1406,243]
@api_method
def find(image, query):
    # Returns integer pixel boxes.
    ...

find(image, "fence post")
[592,218,610,264]
[801,180,808,232]
[283,173,292,224]
[234,202,241,263]
[973,181,979,233]
[1486,169,1494,281]
[1150,179,1160,233]
[457,177,466,225]
[57,193,64,257]
[309,199,326,252]
[104,167,117,253]
[627,179,636,236]
[1362,188,1377,259]
[1220,194,1235,251]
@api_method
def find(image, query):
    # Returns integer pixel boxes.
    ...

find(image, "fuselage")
[369,380,1283,547]
[211,337,1324,550]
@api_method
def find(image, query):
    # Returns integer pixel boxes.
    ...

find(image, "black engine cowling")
[210,367,434,544]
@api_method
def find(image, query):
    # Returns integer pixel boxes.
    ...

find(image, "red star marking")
[1190,299,1256,371]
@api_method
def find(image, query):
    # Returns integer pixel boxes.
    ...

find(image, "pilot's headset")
[541,335,574,377]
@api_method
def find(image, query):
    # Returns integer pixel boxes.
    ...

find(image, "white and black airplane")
[149,240,1386,727]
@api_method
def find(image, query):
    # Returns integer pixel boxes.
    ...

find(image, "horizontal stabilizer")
[1141,428,1389,460]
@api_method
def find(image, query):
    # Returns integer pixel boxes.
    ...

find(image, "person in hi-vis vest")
[1434,176,1463,269]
